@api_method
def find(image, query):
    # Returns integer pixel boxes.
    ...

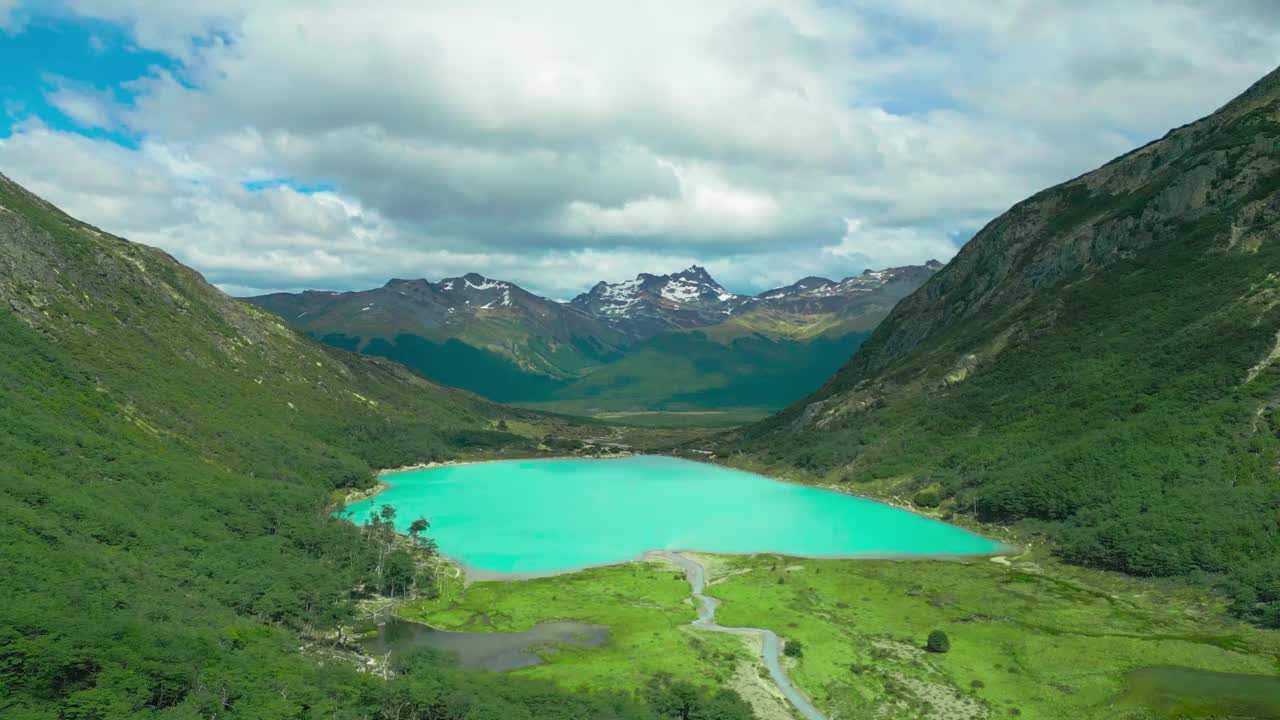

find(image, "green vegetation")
[326,332,570,402]
[318,326,868,420]
[400,561,756,694]
[640,674,756,720]
[540,329,871,413]
[709,551,1280,720]
[398,547,1280,719]
[0,174,737,720]
[523,406,771,429]
[926,630,950,654]
[734,67,1280,628]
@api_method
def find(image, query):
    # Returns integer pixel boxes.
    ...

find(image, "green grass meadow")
[400,550,1280,719]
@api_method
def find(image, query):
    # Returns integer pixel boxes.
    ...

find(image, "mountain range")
[246,261,940,414]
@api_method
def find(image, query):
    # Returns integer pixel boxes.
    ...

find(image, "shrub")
[926,630,950,653]
[541,435,581,452]
[913,489,942,508]
[782,640,803,658]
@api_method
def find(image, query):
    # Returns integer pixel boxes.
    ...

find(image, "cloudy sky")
[2,1,1278,298]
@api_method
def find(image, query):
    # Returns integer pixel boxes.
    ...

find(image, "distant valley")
[246,262,940,418]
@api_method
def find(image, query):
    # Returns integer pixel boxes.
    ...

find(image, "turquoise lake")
[341,455,1006,575]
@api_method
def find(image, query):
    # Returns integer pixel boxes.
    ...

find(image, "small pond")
[362,616,608,671]
[1119,665,1280,718]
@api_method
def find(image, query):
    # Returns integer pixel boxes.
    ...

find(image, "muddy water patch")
[1119,665,1280,718]
[362,616,608,672]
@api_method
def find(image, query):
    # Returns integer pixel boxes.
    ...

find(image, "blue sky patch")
[0,12,179,144]
[242,178,338,195]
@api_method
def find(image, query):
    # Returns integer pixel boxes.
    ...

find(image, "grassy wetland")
[393,543,1280,720]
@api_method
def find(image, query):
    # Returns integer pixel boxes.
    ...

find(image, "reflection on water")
[362,616,608,672]
[1120,665,1280,719]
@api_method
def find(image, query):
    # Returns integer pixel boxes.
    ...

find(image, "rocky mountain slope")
[570,262,940,338]
[570,265,751,336]
[0,174,527,470]
[734,67,1280,626]
[0,173,682,717]
[247,262,939,410]
[249,272,629,392]
[754,262,941,315]
[536,264,942,414]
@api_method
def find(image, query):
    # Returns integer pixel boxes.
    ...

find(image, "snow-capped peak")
[461,273,503,291]
[569,265,741,324]
[660,277,705,303]
[590,277,644,316]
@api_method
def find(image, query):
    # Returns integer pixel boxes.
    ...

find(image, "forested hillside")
[733,67,1280,627]
[0,174,748,719]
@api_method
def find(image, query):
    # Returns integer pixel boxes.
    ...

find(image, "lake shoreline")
[350,453,1015,585]
[373,452,1014,546]
[454,543,1014,584]
[377,452,634,477]
[350,453,623,507]
[676,451,1026,552]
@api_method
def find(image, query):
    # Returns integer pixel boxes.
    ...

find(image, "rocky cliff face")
[807,66,1280,403]
[733,67,1280,626]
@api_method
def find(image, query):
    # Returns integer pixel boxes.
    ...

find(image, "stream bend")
[650,551,827,720]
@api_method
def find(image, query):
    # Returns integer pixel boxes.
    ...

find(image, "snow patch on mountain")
[464,277,502,291]
[661,278,703,303]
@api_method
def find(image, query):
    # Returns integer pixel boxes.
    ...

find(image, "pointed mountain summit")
[570,265,748,336]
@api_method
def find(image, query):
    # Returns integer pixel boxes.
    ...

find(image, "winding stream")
[650,551,827,720]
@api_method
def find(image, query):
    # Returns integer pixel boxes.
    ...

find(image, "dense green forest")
[313,327,869,414]
[733,68,1280,628]
[527,329,870,412]
[0,174,753,719]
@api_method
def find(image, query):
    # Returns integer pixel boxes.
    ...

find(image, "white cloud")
[557,160,785,241]
[830,218,961,269]
[0,0,22,32]
[2,0,1278,297]
[46,84,116,129]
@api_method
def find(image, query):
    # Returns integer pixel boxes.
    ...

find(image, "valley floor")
[381,459,1280,720]
[397,547,1280,720]
[511,401,773,428]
